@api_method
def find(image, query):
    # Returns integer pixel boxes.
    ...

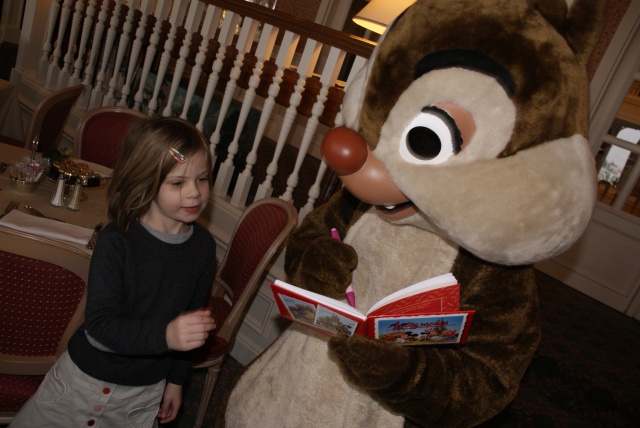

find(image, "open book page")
[271,280,367,336]
[270,274,472,344]
[367,273,459,316]
[368,311,475,345]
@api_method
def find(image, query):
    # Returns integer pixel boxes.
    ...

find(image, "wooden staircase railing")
[12,0,375,219]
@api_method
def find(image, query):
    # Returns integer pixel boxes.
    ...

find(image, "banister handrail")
[205,0,376,59]
[13,0,373,216]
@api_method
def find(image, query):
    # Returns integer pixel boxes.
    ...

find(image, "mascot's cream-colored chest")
[345,209,459,312]
[225,209,462,428]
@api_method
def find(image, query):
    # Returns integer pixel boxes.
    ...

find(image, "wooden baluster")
[298,56,367,220]
[104,0,141,106]
[255,39,322,201]
[221,23,280,203]
[179,5,222,120]
[133,0,172,111]
[88,0,124,108]
[211,17,261,196]
[209,17,259,160]
[45,0,73,89]
[231,31,299,207]
[57,0,84,87]
[161,0,206,116]
[70,0,98,85]
[38,0,61,82]
[76,0,111,108]
[148,0,189,114]
[117,0,154,107]
[195,10,240,134]
[281,46,346,203]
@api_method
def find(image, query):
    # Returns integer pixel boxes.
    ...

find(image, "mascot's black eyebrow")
[414,49,516,96]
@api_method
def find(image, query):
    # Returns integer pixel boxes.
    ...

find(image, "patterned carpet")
[480,271,640,427]
[166,270,640,427]
[166,357,243,428]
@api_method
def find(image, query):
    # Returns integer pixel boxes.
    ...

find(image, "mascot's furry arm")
[284,189,364,299]
[286,191,541,426]
[328,251,540,426]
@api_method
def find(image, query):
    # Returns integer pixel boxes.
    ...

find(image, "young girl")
[11,117,217,427]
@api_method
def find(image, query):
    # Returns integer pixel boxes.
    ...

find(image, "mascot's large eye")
[399,106,462,164]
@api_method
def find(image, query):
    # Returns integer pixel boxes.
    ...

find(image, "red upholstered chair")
[74,106,146,169]
[0,227,90,424]
[191,197,298,428]
[1,84,86,151]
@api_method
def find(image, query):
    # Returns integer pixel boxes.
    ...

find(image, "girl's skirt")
[9,351,165,428]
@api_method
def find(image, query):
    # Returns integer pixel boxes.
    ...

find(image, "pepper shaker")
[67,182,83,211]
[50,177,65,207]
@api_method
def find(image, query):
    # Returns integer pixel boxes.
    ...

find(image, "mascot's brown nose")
[321,126,369,175]
[321,126,409,207]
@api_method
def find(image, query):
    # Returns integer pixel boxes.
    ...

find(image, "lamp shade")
[352,0,416,34]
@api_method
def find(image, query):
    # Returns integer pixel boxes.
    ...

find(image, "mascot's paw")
[294,236,358,298]
[329,334,415,392]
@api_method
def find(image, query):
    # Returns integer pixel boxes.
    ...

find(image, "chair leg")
[194,364,222,428]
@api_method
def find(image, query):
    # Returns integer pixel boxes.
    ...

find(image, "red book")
[270,273,475,346]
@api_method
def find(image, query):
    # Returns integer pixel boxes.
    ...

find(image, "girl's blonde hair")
[107,116,212,230]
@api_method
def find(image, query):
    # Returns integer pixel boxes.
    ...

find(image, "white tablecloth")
[0,209,93,245]
[0,143,110,251]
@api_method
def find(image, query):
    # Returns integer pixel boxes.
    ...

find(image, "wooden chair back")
[0,227,90,422]
[191,197,297,427]
[74,106,146,168]
[26,84,85,152]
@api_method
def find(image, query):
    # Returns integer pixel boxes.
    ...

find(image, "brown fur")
[224,1,606,426]
[359,0,604,157]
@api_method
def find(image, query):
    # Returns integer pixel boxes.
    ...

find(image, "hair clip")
[170,147,186,164]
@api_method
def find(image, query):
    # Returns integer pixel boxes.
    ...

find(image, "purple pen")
[331,228,356,308]
[345,285,356,308]
[330,227,340,240]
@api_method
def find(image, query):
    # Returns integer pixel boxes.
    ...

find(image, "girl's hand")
[157,383,182,424]
[166,309,215,351]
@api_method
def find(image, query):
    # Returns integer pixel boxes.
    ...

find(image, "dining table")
[0,142,110,253]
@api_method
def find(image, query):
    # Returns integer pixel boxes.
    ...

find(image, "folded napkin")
[0,209,93,246]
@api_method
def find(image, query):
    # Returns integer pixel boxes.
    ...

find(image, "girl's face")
[142,150,210,234]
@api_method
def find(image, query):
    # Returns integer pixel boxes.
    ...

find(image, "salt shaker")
[67,182,83,211]
[50,177,65,207]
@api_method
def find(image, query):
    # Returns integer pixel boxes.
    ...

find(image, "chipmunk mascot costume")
[224,0,606,426]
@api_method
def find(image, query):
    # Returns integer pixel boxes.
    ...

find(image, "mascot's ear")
[535,0,607,65]
[532,0,567,34]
